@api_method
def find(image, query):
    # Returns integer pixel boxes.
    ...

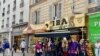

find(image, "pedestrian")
[86,39,93,56]
[62,37,68,56]
[94,40,100,56]
[35,40,42,56]
[13,42,18,53]
[2,39,10,56]
[79,39,85,56]
[0,41,3,53]
[68,35,79,56]
[56,38,63,56]
[20,40,26,53]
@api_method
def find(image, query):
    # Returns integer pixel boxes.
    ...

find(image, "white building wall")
[0,0,29,43]
[0,0,29,29]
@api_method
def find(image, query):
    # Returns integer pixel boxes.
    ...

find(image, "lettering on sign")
[51,17,69,30]
[94,21,100,26]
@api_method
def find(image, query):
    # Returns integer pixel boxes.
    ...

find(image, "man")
[2,39,10,56]
[20,40,26,53]
[95,40,100,56]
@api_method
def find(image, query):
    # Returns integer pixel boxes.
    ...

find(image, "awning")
[22,24,35,35]
[22,24,47,35]
[34,30,80,37]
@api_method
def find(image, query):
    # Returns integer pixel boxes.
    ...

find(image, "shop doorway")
[14,36,25,50]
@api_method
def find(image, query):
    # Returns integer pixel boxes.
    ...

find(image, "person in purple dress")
[68,35,79,56]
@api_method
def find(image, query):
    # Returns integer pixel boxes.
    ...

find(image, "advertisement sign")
[51,14,86,30]
[88,12,100,43]
[51,17,69,30]
[69,14,86,27]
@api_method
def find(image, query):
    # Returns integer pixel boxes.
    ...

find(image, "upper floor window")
[1,19,4,28]
[88,0,95,3]
[3,0,6,3]
[20,0,24,8]
[13,0,16,11]
[2,8,5,17]
[0,2,1,6]
[6,17,9,27]
[12,15,16,24]
[49,3,62,20]
[32,10,40,24]
[32,0,40,4]
[7,4,10,14]
[19,11,24,23]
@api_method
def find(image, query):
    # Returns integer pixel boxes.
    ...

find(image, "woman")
[68,35,79,56]
[86,39,93,56]
[56,38,63,56]
[35,40,42,56]
[13,42,18,53]
[62,37,68,56]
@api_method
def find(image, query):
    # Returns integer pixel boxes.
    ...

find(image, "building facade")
[0,0,29,45]
[28,0,100,46]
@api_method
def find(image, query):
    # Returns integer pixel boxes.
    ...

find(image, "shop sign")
[69,14,86,27]
[51,17,69,30]
[88,12,100,43]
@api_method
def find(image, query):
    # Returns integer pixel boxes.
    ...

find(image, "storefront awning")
[22,24,47,35]
[34,30,80,37]
[22,24,35,35]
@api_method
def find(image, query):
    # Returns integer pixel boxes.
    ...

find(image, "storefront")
[34,14,87,48]
[88,12,100,44]
[22,23,48,52]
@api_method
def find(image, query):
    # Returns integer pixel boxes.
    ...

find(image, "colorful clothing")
[68,41,79,56]
[79,43,85,56]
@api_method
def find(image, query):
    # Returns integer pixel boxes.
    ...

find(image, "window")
[32,0,40,4]
[33,10,40,24]
[13,0,16,11]
[0,2,1,6]
[7,4,10,14]
[88,0,95,3]
[6,17,9,27]
[2,8,5,16]
[51,3,62,19]
[20,11,23,23]
[20,0,24,8]
[1,20,4,28]
[12,15,16,24]
[3,0,5,3]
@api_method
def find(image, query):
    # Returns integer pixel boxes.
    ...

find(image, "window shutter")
[58,3,61,18]
[37,11,40,24]
[49,5,53,20]
[32,12,36,24]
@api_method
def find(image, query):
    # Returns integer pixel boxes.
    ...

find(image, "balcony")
[19,19,23,23]
[88,6,100,13]
[20,2,24,8]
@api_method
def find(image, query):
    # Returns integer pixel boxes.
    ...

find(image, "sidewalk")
[0,52,34,56]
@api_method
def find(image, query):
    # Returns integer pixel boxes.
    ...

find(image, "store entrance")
[14,36,25,50]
